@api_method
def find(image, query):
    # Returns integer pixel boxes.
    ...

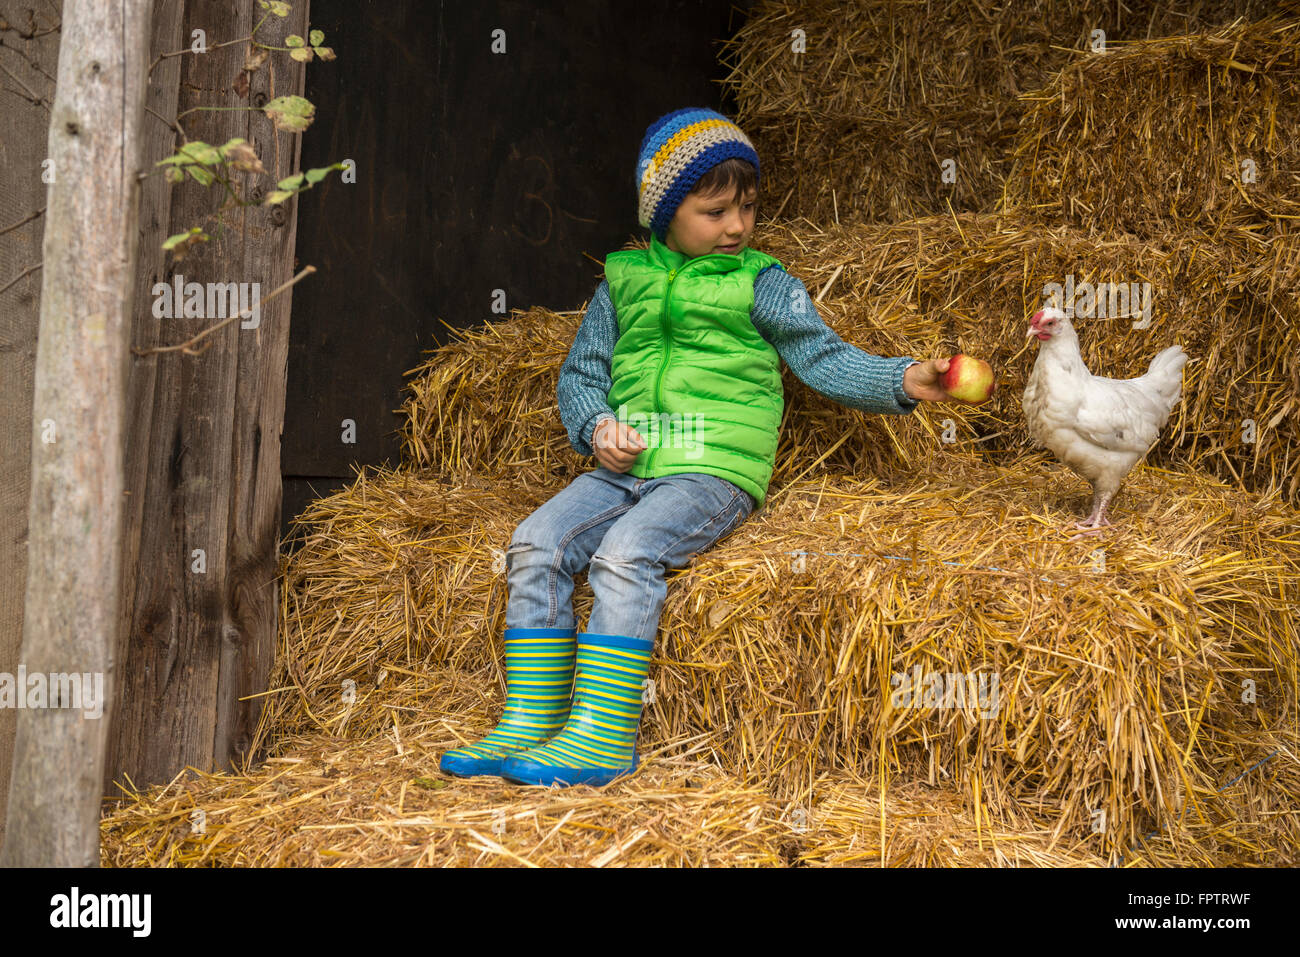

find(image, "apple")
[940,353,995,404]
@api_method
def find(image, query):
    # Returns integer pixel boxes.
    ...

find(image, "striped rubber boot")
[439,626,577,777]
[499,632,653,787]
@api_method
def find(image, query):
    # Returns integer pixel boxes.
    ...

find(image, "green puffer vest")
[603,233,785,508]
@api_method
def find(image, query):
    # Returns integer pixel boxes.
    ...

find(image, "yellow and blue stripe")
[635,107,760,241]
[439,626,576,777]
[500,632,655,787]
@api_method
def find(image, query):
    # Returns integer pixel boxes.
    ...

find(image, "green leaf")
[163,166,185,184]
[262,94,315,133]
[264,190,295,205]
[285,34,305,47]
[259,1,291,17]
[186,165,215,186]
[312,46,336,62]
[309,29,324,46]
[161,227,210,262]
[162,227,205,250]
[155,140,220,167]
[412,777,448,790]
[289,47,313,62]
[187,144,221,166]
[277,173,306,191]
[303,165,336,184]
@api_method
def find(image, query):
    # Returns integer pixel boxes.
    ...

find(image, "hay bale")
[720,0,1276,225]
[795,773,1108,867]
[259,458,1299,862]
[401,215,1300,507]
[649,454,1300,859]
[793,763,1299,866]
[399,312,586,489]
[256,470,558,748]
[1005,16,1300,251]
[757,215,1300,506]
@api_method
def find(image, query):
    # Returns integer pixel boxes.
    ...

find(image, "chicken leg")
[1067,485,1117,542]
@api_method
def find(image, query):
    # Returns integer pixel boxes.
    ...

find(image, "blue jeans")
[504,467,756,643]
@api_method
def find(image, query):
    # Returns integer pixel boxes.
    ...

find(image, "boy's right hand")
[592,418,647,473]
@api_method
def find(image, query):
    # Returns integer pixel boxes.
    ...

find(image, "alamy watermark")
[1042,274,1152,328]
[891,666,1000,719]
[0,666,104,719]
[152,273,261,329]
[50,887,150,937]
[613,403,705,460]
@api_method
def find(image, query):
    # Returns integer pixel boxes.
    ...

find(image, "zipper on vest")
[649,266,679,472]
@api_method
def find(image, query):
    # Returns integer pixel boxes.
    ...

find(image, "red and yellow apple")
[940,354,995,404]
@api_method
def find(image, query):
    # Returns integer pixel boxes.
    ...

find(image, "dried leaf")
[244,43,270,72]
[262,94,315,133]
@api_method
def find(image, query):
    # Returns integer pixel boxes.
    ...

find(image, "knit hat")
[636,107,760,241]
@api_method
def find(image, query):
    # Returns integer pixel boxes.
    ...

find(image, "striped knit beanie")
[636,107,760,241]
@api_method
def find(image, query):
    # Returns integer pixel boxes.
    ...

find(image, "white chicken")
[1022,306,1188,540]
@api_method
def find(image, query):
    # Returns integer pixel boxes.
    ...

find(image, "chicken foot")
[1067,488,1116,542]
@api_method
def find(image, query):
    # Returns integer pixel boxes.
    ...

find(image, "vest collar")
[649,233,744,274]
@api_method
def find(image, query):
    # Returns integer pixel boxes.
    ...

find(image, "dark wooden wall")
[282,0,755,536]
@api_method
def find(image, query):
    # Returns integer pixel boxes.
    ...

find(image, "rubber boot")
[500,632,653,787]
[439,626,576,777]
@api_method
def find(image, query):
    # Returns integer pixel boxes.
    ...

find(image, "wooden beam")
[0,0,152,867]
[0,0,64,854]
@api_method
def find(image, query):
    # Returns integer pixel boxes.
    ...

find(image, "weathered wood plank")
[0,0,152,867]
[0,0,63,854]
[221,7,307,770]
[106,0,306,790]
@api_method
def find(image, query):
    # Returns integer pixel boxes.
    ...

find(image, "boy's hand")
[593,418,646,473]
[902,357,971,403]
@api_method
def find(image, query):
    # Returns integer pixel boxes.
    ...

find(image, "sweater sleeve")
[557,280,619,456]
[750,265,921,414]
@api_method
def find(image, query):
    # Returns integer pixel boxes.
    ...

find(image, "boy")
[440,107,961,787]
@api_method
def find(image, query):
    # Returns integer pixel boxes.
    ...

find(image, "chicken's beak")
[1026,323,1037,338]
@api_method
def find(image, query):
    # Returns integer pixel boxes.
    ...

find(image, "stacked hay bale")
[1005,18,1300,250]
[228,457,1297,863]
[719,0,1282,225]
[104,456,1297,865]
[1003,16,1300,502]
[402,213,1296,507]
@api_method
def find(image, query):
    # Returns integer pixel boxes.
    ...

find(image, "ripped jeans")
[504,467,756,643]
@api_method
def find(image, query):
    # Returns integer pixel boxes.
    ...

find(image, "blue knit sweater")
[557,263,920,458]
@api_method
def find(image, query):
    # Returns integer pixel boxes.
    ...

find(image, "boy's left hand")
[902,357,962,403]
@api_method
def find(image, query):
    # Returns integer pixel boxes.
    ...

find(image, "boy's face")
[664,183,757,259]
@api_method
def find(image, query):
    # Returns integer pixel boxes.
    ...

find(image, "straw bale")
[256,470,560,748]
[257,457,1298,862]
[757,215,1300,506]
[399,311,585,489]
[719,0,1280,225]
[1005,16,1300,249]
[647,453,1300,859]
[401,215,1300,507]
[794,764,1299,866]
[795,773,1107,867]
